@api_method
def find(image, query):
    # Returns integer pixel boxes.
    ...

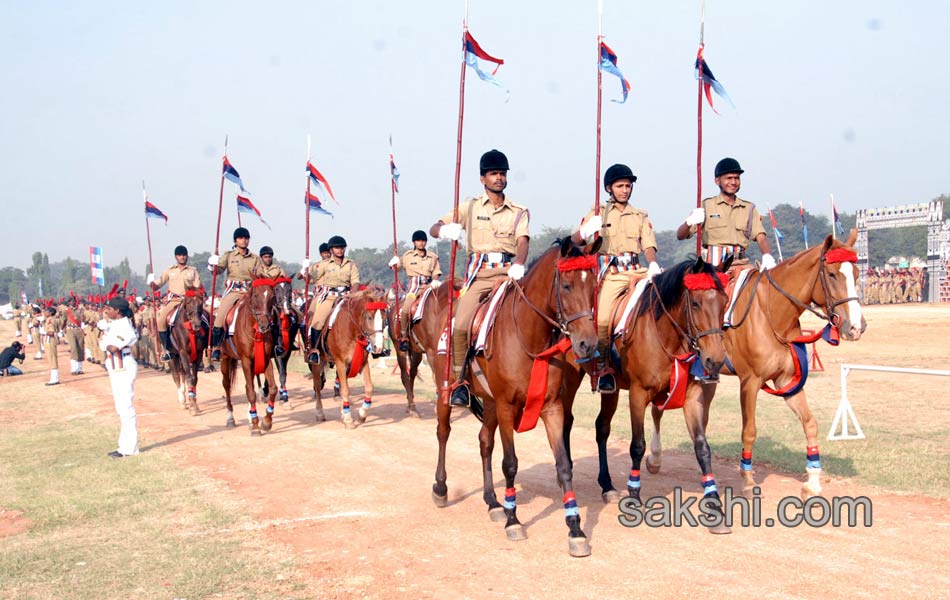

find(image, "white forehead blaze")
[373,310,383,350]
[841,263,863,326]
[581,271,588,283]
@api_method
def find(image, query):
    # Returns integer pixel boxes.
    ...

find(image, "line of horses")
[159,231,865,557]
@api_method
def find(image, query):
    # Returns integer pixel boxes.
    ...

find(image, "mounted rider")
[388,229,443,352]
[300,235,360,363]
[573,163,660,393]
[207,227,263,360]
[148,245,202,362]
[429,149,530,408]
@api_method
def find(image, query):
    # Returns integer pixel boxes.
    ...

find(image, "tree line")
[2,196,946,305]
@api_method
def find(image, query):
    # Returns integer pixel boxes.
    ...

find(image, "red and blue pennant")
[236,192,270,229]
[307,161,338,205]
[145,200,168,223]
[599,41,631,104]
[695,46,734,113]
[223,156,246,191]
[306,191,333,218]
[464,31,506,92]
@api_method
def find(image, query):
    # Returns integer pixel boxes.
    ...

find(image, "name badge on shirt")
[476,216,490,221]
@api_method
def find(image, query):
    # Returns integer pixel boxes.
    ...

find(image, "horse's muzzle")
[571,335,598,363]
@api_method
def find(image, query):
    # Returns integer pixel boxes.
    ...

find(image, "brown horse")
[308,288,388,428]
[219,278,279,434]
[648,232,867,498]
[167,287,209,416]
[426,239,600,557]
[386,292,426,418]
[561,257,732,531]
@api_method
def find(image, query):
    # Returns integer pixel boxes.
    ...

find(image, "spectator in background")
[0,341,26,376]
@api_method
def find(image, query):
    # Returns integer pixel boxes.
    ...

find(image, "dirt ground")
[5,304,950,599]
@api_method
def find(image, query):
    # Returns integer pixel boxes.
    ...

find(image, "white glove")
[647,261,662,279]
[299,267,308,278]
[146,273,156,285]
[97,319,108,331]
[301,258,310,270]
[685,207,705,226]
[578,215,603,242]
[430,279,442,289]
[208,254,220,266]
[508,263,525,281]
[439,223,462,241]
[759,253,777,272]
[388,256,401,268]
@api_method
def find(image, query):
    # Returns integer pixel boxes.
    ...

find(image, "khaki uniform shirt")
[155,264,202,295]
[688,195,766,249]
[217,249,262,281]
[309,257,360,288]
[260,262,288,279]
[440,195,530,255]
[401,249,442,278]
[581,202,657,256]
[43,315,61,335]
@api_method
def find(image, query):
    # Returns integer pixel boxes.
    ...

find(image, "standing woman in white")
[100,297,140,458]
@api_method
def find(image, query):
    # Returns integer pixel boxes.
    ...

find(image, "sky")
[1,1,947,272]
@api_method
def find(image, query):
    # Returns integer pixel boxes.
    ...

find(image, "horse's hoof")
[741,485,759,499]
[568,536,592,558]
[645,455,661,475]
[708,522,732,535]
[315,411,326,423]
[226,419,236,428]
[505,524,527,541]
[800,485,822,500]
[432,491,448,508]
[188,406,200,417]
[407,405,421,419]
[602,490,621,504]
[488,507,506,522]
[261,419,273,432]
[343,418,356,430]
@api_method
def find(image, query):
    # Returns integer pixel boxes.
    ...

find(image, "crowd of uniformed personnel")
[863,267,927,304]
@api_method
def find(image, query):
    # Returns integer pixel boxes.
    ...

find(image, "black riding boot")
[273,327,285,356]
[159,331,172,362]
[210,327,224,360]
[307,328,321,364]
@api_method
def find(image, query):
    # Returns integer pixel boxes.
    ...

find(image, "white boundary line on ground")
[831,363,950,441]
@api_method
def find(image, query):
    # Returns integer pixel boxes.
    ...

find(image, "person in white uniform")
[99,297,140,458]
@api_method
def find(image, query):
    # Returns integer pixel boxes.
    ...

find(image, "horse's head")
[649,257,729,374]
[816,229,866,341]
[273,277,294,315]
[524,238,600,361]
[182,287,205,330]
[352,287,388,355]
[249,278,276,333]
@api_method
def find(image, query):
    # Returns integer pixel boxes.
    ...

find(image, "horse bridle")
[763,248,860,330]
[249,285,275,333]
[647,279,726,356]
[508,259,596,360]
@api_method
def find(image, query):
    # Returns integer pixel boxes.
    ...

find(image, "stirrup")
[210,348,220,360]
[597,372,617,394]
[160,351,171,362]
[450,383,471,407]
[307,350,321,364]
[398,339,409,352]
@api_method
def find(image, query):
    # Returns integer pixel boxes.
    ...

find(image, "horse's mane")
[638,257,724,319]
[526,238,583,271]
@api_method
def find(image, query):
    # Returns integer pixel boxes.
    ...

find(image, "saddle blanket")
[723,267,754,328]
[612,276,652,337]
[474,280,511,353]
[411,286,435,323]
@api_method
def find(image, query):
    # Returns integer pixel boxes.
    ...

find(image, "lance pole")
[143,180,162,360]
[595,0,604,215]
[441,14,469,406]
[390,135,400,340]
[696,0,706,256]
[207,136,227,354]
[304,135,312,316]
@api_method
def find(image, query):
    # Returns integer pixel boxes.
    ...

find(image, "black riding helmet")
[174,245,188,256]
[604,164,637,188]
[479,149,509,175]
[233,227,251,241]
[327,235,347,248]
[714,157,744,177]
[411,230,427,242]
[259,246,274,257]
[318,242,330,254]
